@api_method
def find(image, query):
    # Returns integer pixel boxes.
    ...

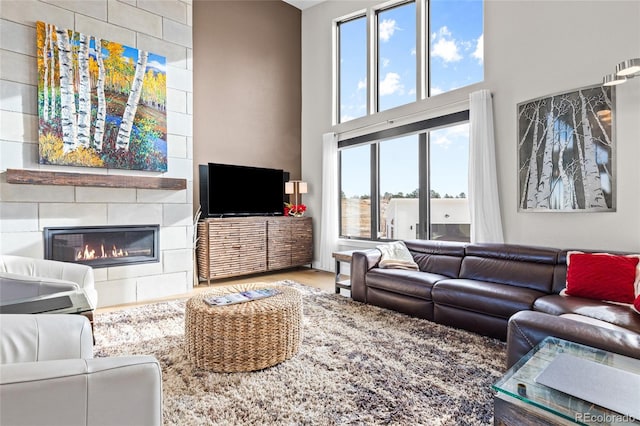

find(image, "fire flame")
[76,243,128,261]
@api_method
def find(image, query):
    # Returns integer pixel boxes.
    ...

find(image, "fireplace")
[44,225,160,268]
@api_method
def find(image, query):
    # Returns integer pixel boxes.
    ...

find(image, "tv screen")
[199,163,286,217]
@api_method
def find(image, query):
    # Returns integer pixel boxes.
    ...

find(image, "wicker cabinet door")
[266,217,312,270]
[209,218,266,278]
[290,217,312,266]
[267,219,293,270]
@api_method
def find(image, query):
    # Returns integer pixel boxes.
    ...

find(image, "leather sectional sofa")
[351,240,640,367]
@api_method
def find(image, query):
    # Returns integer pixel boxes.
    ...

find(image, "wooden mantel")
[6,169,187,190]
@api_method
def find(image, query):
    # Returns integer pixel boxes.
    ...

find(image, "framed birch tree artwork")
[36,21,167,172]
[518,84,615,212]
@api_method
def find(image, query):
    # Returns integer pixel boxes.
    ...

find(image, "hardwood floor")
[96,267,336,314]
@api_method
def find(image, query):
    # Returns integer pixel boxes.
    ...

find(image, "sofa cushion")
[559,313,633,333]
[564,251,639,304]
[534,294,640,334]
[404,240,465,278]
[432,278,547,319]
[459,243,559,293]
[365,269,445,300]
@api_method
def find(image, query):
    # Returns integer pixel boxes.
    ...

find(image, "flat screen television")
[199,163,287,217]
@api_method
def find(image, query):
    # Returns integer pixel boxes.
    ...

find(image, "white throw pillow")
[377,241,419,271]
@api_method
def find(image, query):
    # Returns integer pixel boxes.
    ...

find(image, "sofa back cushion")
[460,243,560,293]
[404,240,466,279]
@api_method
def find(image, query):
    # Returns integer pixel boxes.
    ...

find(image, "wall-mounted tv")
[199,163,287,217]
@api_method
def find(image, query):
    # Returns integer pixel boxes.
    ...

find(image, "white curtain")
[468,90,504,243]
[318,132,339,272]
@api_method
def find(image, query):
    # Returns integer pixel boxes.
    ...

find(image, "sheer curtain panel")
[468,90,504,243]
[318,132,339,272]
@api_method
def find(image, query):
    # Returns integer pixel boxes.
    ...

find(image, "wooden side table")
[332,250,358,294]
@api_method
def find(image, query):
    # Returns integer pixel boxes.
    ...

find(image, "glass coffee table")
[493,337,640,425]
[0,290,94,315]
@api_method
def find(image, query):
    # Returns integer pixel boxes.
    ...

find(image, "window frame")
[374,0,418,113]
[338,110,470,241]
[336,13,368,123]
[335,0,482,124]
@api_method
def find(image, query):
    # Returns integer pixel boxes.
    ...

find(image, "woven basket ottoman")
[185,283,302,372]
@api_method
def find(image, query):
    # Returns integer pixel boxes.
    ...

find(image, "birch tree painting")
[36,21,167,171]
[518,85,614,212]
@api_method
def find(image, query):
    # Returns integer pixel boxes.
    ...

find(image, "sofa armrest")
[0,255,97,308]
[1,314,93,364]
[0,272,80,303]
[351,249,381,303]
[0,356,163,426]
[506,311,640,368]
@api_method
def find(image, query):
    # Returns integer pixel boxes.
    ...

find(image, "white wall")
[0,0,194,307]
[302,0,640,258]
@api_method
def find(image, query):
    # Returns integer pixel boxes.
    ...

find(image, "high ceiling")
[282,0,325,10]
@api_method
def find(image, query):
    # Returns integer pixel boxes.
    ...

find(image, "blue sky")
[340,0,483,198]
[88,41,167,74]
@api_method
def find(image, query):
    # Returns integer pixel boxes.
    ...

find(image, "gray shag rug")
[94,281,506,425]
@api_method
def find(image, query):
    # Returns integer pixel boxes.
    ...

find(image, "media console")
[196,216,312,283]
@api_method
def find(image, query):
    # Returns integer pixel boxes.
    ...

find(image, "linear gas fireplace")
[44,225,160,268]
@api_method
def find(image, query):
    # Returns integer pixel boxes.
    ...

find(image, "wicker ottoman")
[185,283,303,372]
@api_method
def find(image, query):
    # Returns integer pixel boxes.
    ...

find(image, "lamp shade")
[285,182,295,194]
[603,73,627,86]
[616,58,640,77]
[298,182,308,194]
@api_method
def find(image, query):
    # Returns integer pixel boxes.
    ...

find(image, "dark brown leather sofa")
[351,240,640,367]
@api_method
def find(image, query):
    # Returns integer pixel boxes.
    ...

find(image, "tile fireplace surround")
[0,176,194,308]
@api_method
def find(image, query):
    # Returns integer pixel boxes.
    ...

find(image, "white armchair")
[0,314,163,426]
[0,255,98,308]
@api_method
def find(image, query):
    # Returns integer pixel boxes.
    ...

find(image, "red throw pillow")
[565,252,638,304]
[634,295,640,315]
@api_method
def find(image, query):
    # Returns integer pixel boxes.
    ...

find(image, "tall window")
[429,0,484,96]
[337,0,483,122]
[340,144,371,239]
[377,2,416,112]
[339,112,470,242]
[338,16,367,123]
[379,135,419,239]
[428,123,470,241]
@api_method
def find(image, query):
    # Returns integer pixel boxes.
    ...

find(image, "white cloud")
[379,72,403,96]
[432,123,470,147]
[410,48,416,56]
[472,34,484,64]
[357,79,367,90]
[381,57,390,68]
[431,26,462,63]
[408,88,416,96]
[437,26,453,38]
[432,133,452,148]
[146,60,166,73]
[379,19,397,42]
[431,39,461,62]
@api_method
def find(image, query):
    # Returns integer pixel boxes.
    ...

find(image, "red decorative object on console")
[284,203,306,217]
